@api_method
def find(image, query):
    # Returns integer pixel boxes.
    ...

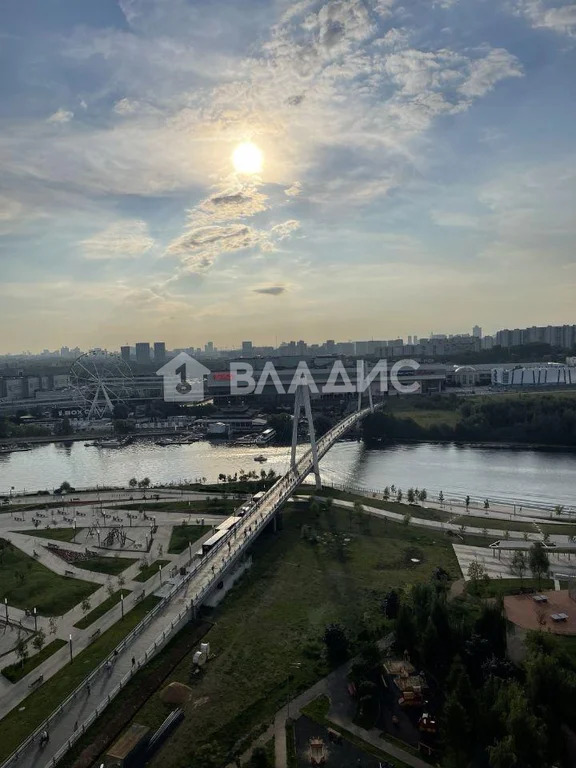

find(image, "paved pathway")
[273,636,430,768]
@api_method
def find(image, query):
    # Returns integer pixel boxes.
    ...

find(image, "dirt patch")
[160,682,193,706]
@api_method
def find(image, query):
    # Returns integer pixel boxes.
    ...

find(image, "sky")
[0,0,575,352]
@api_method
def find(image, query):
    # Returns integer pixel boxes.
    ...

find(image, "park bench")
[28,675,43,689]
[64,569,74,576]
[90,629,101,642]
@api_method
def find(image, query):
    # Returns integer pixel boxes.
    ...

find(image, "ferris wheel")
[70,351,134,419]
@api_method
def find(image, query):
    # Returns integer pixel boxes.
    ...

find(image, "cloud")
[47,109,74,124]
[253,284,288,295]
[80,219,155,260]
[271,220,301,239]
[511,0,576,36]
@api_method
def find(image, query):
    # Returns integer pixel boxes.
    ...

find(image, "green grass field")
[0,595,160,762]
[168,525,212,554]
[134,560,171,582]
[76,555,136,577]
[23,528,78,543]
[74,590,132,629]
[128,504,460,768]
[1,639,67,683]
[0,539,97,615]
[467,578,555,598]
[117,500,239,514]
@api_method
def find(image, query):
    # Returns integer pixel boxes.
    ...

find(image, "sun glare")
[232,142,263,175]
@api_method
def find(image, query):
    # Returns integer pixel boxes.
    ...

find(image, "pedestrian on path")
[73,721,78,732]
[86,682,91,695]
[131,656,136,667]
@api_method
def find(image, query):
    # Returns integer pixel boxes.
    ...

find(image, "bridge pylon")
[290,385,322,489]
[357,360,374,413]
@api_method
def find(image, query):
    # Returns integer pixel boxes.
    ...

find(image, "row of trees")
[393,578,576,767]
[363,394,576,446]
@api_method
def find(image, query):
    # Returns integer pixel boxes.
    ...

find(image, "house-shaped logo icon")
[156,353,211,403]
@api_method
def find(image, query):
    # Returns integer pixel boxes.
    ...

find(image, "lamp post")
[33,607,37,632]
[69,634,73,663]
[188,541,192,565]
[4,597,8,622]
[120,592,124,619]
[159,564,163,585]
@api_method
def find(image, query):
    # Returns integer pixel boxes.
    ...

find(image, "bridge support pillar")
[357,360,374,414]
[291,385,322,489]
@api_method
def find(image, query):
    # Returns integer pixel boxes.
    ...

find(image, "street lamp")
[159,564,163,585]
[4,598,7,622]
[120,592,124,618]
[33,607,37,632]
[69,634,73,662]
[286,662,301,720]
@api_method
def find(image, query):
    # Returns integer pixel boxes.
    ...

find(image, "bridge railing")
[1,406,375,768]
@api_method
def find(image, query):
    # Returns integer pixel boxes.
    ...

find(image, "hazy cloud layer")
[0,0,575,350]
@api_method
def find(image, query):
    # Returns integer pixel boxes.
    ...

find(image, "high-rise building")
[121,346,131,362]
[205,341,214,355]
[153,342,166,365]
[242,341,253,356]
[473,325,483,339]
[135,342,150,364]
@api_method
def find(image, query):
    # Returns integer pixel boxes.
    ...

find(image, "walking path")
[273,636,430,768]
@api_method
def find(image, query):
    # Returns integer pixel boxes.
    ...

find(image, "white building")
[492,365,576,387]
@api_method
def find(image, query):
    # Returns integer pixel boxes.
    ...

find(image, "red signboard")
[213,372,232,381]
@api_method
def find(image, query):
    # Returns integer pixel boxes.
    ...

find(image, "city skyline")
[1,0,576,351]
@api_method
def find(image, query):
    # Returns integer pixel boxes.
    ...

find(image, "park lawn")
[0,539,97,615]
[467,577,555,598]
[168,525,212,554]
[134,504,459,768]
[117,500,239,514]
[134,560,171,583]
[0,594,160,762]
[1,639,67,683]
[23,528,77,543]
[74,590,132,629]
[76,555,136,577]
[306,490,576,537]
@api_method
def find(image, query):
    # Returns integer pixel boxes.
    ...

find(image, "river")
[0,439,575,508]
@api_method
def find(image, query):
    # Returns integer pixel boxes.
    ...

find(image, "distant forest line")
[363,394,576,447]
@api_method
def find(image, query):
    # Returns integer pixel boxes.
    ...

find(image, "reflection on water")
[0,439,575,506]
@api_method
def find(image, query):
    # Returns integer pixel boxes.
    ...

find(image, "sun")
[232,142,263,175]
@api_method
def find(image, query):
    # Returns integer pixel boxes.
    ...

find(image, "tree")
[118,574,126,590]
[55,418,72,436]
[353,500,364,528]
[128,477,138,488]
[418,488,427,503]
[248,747,271,768]
[407,488,415,504]
[394,605,416,654]
[383,589,400,619]
[81,597,91,615]
[484,498,490,510]
[33,629,46,653]
[59,481,72,493]
[323,623,349,667]
[15,636,29,668]
[48,616,58,637]
[403,512,411,526]
[528,542,549,588]
[105,578,115,599]
[468,560,489,594]
[138,477,151,488]
[439,490,444,505]
[554,505,564,517]
[383,486,390,501]
[396,489,403,503]
[510,550,527,583]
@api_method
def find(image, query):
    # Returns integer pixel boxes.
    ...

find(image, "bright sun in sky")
[232,142,263,174]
